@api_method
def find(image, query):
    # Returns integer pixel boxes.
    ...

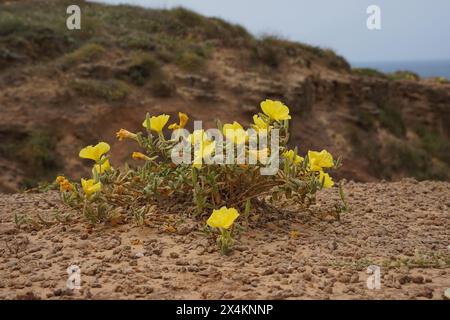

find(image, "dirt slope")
[1,179,449,300]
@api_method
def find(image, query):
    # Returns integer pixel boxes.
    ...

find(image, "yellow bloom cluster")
[78,141,112,198]
[308,150,335,188]
[56,96,343,255]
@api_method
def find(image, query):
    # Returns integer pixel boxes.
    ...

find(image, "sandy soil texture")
[0,179,449,300]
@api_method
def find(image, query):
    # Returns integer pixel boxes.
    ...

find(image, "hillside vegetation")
[0,0,449,191]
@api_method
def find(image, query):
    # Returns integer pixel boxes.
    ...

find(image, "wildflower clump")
[56,99,343,253]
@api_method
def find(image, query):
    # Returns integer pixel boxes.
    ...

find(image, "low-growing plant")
[70,78,130,101]
[56,99,344,254]
[60,43,106,68]
[352,68,387,79]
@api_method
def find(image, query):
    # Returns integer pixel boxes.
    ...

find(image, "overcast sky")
[93,0,450,63]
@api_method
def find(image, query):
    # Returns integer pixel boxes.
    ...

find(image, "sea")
[351,60,450,80]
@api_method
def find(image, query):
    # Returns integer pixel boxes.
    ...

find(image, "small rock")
[411,276,424,284]
[169,252,179,259]
[444,288,450,300]
[328,241,337,251]
[415,287,433,299]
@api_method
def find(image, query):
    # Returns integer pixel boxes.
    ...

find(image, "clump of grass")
[149,79,176,97]
[379,104,406,137]
[60,43,106,68]
[70,78,130,101]
[176,50,208,72]
[352,68,387,79]
[322,49,350,71]
[126,53,162,86]
[251,35,285,69]
[355,108,376,130]
[0,130,60,189]
[0,12,28,36]
[416,127,450,163]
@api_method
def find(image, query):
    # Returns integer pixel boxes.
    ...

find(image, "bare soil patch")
[0,179,449,299]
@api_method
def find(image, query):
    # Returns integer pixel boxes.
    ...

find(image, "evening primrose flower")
[283,149,304,165]
[260,99,291,121]
[318,170,334,188]
[55,176,73,192]
[207,206,240,230]
[223,121,248,145]
[93,157,111,174]
[308,150,334,171]
[116,129,137,141]
[142,114,170,133]
[81,178,101,198]
[252,114,269,133]
[60,180,74,192]
[168,112,189,130]
[79,142,110,162]
[56,176,66,184]
[132,152,151,161]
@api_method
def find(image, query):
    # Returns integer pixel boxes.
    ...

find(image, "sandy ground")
[0,179,449,300]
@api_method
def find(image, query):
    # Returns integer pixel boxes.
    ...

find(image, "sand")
[0,179,449,300]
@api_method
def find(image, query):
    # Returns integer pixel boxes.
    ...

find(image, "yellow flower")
[56,176,73,192]
[81,178,102,198]
[55,176,66,184]
[206,206,240,230]
[60,180,74,193]
[79,142,110,162]
[260,99,291,121]
[132,152,151,161]
[308,150,334,171]
[116,129,137,141]
[142,114,170,133]
[252,114,269,133]
[283,149,304,165]
[93,158,111,174]
[318,170,334,188]
[168,112,189,130]
[223,121,248,144]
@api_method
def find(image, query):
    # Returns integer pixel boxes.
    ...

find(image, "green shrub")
[70,79,130,101]
[0,12,27,36]
[0,130,60,188]
[251,36,284,68]
[61,43,106,68]
[352,68,387,79]
[149,79,176,97]
[355,108,376,130]
[379,105,406,137]
[416,127,450,163]
[126,53,162,86]
[176,51,207,72]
